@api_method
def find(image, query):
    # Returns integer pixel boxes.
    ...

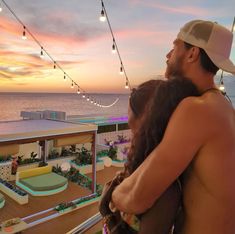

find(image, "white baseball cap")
[177,20,235,75]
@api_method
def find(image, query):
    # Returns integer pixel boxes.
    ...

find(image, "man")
[112,20,235,234]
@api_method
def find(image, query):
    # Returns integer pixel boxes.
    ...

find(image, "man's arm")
[112,97,209,214]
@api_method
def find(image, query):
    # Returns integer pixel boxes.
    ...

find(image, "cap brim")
[206,50,235,75]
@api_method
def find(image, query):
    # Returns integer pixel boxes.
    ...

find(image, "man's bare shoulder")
[172,93,229,125]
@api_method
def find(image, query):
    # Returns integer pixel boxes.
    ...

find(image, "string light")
[120,65,124,75]
[112,39,116,54]
[71,81,74,89]
[87,96,90,101]
[22,26,27,40]
[99,2,106,22]
[218,17,235,95]
[100,0,131,90]
[40,47,44,58]
[125,80,129,89]
[0,3,2,12]
[1,0,120,108]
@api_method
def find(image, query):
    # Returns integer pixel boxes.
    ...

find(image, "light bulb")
[40,47,44,58]
[219,84,225,91]
[54,62,56,69]
[112,43,116,54]
[82,94,86,98]
[22,26,27,40]
[100,9,106,22]
[125,81,129,89]
[64,74,66,81]
[120,66,124,75]
[87,97,90,101]
[71,82,74,88]
[77,89,81,94]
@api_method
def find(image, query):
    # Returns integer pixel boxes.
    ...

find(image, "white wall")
[16,142,39,159]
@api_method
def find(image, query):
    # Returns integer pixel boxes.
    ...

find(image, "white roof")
[0,119,97,143]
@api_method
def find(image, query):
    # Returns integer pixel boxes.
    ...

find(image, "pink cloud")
[129,0,209,17]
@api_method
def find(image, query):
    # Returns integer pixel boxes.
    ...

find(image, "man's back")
[180,90,235,234]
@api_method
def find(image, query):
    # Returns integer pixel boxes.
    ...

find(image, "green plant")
[97,150,109,158]
[72,146,92,166]
[60,147,71,157]
[38,161,48,167]
[17,155,24,164]
[0,155,11,163]
[52,164,63,174]
[108,145,117,160]
[30,151,38,159]
[48,149,60,159]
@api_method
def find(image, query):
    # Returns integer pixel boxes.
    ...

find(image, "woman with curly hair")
[100,77,199,234]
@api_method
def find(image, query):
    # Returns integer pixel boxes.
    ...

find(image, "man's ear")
[187,47,200,63]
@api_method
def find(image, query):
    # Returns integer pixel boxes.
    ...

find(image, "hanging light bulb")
[53,62,56,69]
[40,47,44,58]
[22,26,27,40]
[112,39,116,53]
[82,93,86,98]
[87,96,90,101]
[219,75,225,92]
[63,73,66,81]
[125,80,129,89]
[120,65,124,75]
[0,3,2,12]
[219,80,225,92]
[77,88,81,94]
[90,99,94,104]
[71,81,74,88]
[100,8,106,22]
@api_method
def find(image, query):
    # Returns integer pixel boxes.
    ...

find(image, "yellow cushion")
[17,165,52,179]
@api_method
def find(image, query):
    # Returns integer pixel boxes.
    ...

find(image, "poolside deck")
[0,166,121,234]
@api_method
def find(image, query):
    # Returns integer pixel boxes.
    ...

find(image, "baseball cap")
[177,20,235,75]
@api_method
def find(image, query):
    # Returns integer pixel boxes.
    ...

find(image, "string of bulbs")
[99,0,131,90]
[0,0,124,108]
[218,16,235,96]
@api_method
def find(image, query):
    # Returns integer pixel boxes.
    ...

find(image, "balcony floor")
[0,166,121,234]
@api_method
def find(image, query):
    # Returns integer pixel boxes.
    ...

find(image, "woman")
[99,77,199,233]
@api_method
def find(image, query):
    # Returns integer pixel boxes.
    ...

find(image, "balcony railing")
[66,212,102,234]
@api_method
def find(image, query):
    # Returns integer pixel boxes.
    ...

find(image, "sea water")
[0,93,129,121]
[0,76,234,122]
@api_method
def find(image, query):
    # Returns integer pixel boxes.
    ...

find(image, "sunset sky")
[0,0,234,93]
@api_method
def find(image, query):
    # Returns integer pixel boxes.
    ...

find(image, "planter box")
[70,161,104,174]
[0,182,28,205]
[112,160,125,168]
[17,162,39,172]
[47,156,75,168]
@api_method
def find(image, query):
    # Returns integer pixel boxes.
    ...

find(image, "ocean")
[0,93,129,121]
[0,76,235,122]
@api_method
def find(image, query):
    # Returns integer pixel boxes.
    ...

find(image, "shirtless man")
[112,20,235,234]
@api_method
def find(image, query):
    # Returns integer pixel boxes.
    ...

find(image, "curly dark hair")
[129,79,162,118]
[126,77,200,174]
